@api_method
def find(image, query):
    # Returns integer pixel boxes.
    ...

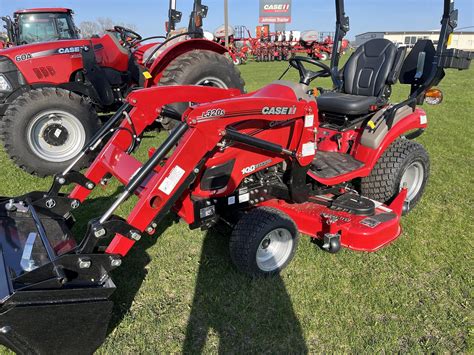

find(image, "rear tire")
[360,139,430,214]
[229,207,299,277]
[0,88,99,177]
[158,50,245,130]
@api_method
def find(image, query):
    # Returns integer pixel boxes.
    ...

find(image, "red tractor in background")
[0,1,245,176]
[1,8,80,48]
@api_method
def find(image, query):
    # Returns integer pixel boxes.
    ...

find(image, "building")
[355,31,474,50]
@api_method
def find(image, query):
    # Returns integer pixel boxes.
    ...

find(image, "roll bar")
[188,0,208,38]
[167,0,182,34]
[330,0,350,88]
[330,0,458,78]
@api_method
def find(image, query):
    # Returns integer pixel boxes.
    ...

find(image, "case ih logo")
[259,0,291,23]
[262,106,296,115]
[263,4,290,12]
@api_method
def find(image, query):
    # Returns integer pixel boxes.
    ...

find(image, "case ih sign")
[259,0,292,23]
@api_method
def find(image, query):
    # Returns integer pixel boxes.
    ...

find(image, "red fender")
[310,108,428,185]
[353,108,428,169]
[145,39,228,87]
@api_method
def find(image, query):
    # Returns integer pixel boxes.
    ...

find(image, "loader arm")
[69,84,316,256]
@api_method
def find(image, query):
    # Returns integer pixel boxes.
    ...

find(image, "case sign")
[259,0,292,23]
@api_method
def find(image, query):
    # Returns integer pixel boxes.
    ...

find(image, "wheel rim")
[400,161,425,202]
[256,228,294,272]
[196,76,228,89]
[27,110,86,162]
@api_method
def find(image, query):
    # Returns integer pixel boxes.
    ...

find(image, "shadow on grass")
[183,228,308,353]
[70,189,177,336]
[75,190,307,351]
[106,214,177,334]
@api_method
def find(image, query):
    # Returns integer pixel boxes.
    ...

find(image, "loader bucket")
[0,194,118,354]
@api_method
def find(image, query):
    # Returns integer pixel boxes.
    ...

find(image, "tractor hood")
[0,39,92,63]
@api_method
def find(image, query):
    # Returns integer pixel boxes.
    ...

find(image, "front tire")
[360,139,430,214]
[229,207,299,277]
[158,50,245,130]
[0,88,99,176]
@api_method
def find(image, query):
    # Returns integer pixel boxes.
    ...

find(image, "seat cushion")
[316,92,378,115]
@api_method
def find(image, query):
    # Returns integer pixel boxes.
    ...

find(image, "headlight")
[0,74,12,92]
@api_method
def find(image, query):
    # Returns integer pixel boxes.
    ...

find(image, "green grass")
[0,60,472,353]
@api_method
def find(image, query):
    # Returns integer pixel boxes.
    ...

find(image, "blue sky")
[1,0,472,39]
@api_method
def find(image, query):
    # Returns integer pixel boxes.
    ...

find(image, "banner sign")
[259,0,292,23]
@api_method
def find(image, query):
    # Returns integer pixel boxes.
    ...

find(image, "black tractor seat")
[316,92,378,115]
[316,38,406,120]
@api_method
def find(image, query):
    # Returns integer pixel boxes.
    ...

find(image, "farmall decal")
[259,0,292,23]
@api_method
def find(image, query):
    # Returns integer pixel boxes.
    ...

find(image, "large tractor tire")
[158,50,245,130]
[0,88,100,177]
[360,139,430,214]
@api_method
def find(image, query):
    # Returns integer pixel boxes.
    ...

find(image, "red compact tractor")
[0,0,244,176]
[0,0,471,353]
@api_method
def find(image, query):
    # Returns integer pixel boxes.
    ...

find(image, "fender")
[145,39,228,86]
[310,108,428,185]
[353,107,428,169]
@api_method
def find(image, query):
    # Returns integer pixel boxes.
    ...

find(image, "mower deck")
[262,189,406,252]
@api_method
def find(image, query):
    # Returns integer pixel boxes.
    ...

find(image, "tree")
[79,21,100,38]
[79,18,137,38]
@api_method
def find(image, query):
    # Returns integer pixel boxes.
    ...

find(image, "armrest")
[387,46,407,85]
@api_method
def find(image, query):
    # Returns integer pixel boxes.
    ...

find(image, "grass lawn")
[0,59,472,353]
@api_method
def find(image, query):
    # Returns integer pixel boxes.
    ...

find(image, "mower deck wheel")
[0,88,99,176]
[229,207,299,277]
[360,138,430,214]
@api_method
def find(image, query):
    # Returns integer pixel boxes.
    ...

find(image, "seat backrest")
[343,38,397,97]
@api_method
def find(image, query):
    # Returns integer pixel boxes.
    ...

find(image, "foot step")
[310,151,364,178]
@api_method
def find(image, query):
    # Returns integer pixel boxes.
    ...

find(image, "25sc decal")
[201,108,225,119]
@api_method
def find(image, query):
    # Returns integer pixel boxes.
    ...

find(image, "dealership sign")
[259,0,292,23]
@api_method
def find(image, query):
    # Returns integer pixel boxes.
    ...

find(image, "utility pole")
[224,0,229,48]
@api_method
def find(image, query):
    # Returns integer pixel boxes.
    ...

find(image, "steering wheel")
[289,56,336,86]
[114,25,142,47]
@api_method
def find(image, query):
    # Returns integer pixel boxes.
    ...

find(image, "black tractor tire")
[360,139,430,214]
[0,88,99,177]
[229,207,299,277]
[158,50,245,130]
